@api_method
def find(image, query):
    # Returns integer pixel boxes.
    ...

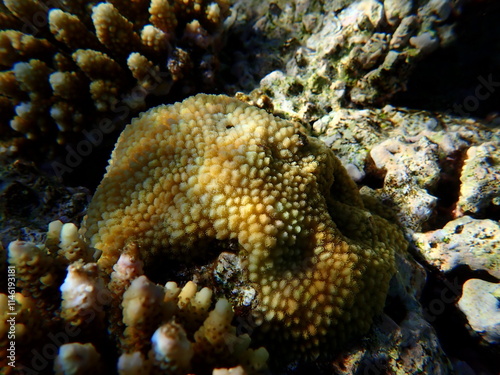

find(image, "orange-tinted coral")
[83,94,407,359]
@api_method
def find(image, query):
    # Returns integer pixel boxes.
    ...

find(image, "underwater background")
[0,0,499,374]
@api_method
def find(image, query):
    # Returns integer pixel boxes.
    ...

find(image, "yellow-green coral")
[83,94,407,359]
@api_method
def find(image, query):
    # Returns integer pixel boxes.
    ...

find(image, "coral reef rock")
[457,279,500,345]
[227,0,460,122]
[413,216,500,279]
[314,106,498,233]
[0,0,230,161]
[83,93,408,361]
[456,141,500,217]
[369,135,440,232]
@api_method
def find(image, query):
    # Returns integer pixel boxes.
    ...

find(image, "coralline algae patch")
[83,94,407,360]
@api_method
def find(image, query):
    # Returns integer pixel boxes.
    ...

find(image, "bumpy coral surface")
[0,0,230,160]
[84,94,407,358]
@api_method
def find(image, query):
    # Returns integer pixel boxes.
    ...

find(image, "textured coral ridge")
[84,94,407,359]
[0,0,229,157]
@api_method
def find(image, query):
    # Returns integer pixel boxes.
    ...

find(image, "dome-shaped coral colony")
[83,94,408,359]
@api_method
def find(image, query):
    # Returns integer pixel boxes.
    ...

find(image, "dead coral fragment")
[84,94,407,359]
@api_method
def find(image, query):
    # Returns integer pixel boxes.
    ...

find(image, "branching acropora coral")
[83,94,408,359]
[0,0,230,158]
[3,222,268,374]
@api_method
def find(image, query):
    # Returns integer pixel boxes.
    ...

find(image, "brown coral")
[83,94,407,360]
[0,0,230,162]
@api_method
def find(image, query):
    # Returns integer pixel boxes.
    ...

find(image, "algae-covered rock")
[314,105,498,233]
[228,0,461,122]
[457,142,500,216]
[413,216,500,279]
[458,279,500,345]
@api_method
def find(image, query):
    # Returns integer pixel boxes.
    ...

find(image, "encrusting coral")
[83,94,408,360]
[0,0,230,160]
